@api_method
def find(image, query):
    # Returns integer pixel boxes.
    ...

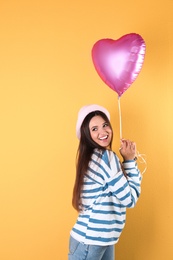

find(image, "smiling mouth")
[99,135,108,140]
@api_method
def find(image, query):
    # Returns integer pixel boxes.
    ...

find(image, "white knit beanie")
[76,104,110,139]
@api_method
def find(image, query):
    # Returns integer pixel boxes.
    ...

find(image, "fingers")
[120,139,136,151]
[120,139,135,146]
[119,138,137,161]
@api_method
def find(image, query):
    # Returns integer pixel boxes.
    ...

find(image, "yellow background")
[0,0,172,259]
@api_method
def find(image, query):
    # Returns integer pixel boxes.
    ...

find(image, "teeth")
[99,136,107,140]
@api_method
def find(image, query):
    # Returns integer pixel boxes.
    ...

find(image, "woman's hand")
[119,139,137,161]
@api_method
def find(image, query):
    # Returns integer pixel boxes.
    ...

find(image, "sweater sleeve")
[104,151,142,208]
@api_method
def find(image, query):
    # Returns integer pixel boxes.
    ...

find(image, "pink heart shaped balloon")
[92,33,146,97]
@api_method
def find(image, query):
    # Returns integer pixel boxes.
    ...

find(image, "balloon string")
[118,97,122,140]
[136,151,147,175]
[117,97,147,175]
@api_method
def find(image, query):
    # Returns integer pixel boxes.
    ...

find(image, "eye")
[103,122,109,128]
[91,127,98,131]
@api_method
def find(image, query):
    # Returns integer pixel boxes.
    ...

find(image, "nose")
[99,128,107,135]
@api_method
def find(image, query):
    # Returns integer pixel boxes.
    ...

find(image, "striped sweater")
[70,148,142,246]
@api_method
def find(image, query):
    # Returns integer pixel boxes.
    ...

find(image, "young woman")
[68,104,142,260]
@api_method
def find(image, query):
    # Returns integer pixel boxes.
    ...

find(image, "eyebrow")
[90,121,107,130]
[90,125,97,130]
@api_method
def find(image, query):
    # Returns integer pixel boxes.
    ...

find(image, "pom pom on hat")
[76,104,110,139]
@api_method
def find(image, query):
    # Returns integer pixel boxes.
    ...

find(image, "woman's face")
[89,115,112,148]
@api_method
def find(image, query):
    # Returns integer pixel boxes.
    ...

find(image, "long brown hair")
[72,111,113,211]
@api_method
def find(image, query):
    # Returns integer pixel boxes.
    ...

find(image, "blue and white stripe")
[70,149,142,246]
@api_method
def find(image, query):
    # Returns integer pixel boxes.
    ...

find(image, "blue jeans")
[68,236,115,260]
